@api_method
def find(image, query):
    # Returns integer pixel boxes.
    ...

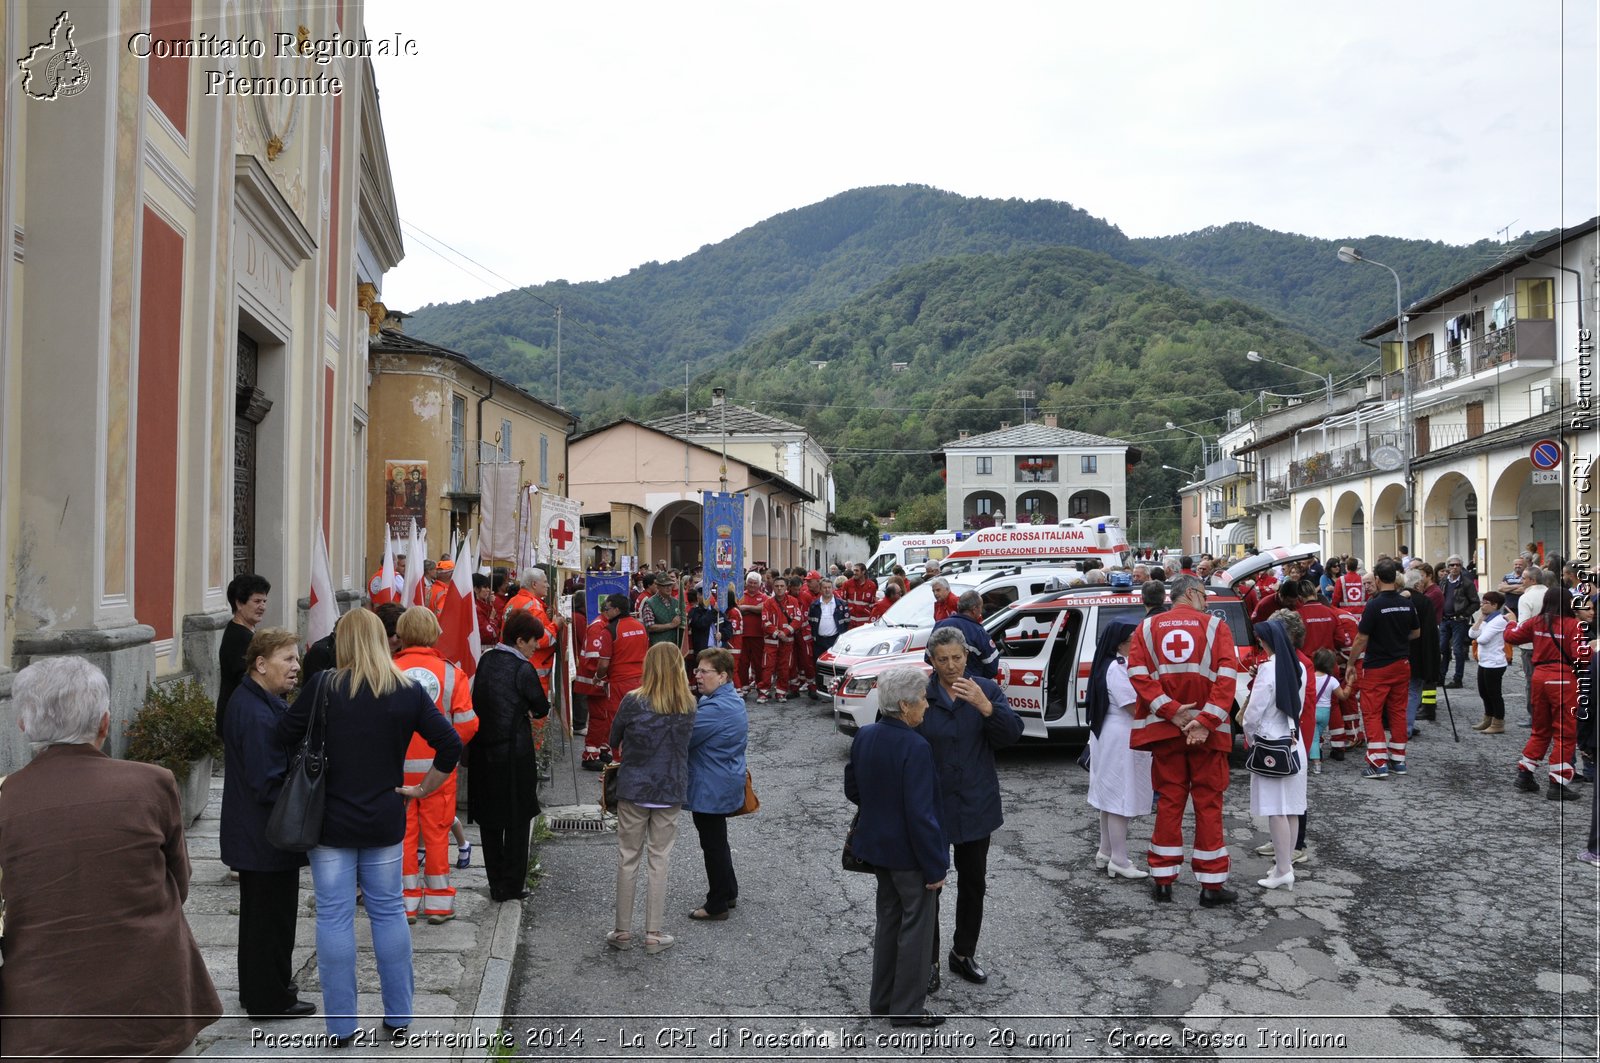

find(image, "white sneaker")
[1255,842,1275,857]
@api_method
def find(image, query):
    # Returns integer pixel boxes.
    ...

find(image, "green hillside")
[626,246,1352,539]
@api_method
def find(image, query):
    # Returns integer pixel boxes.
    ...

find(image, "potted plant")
[126,678,224,825]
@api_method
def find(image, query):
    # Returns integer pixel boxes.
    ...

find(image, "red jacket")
[1127,605,1240,753]
[739,590,769,639]
[762,595,791,644]
[1505,614,1590,670]
[933,592,958,623]
[1333,572,1366,607]
[575,616,610,695]
[1297,600,1343,659]
[607,616,649,695]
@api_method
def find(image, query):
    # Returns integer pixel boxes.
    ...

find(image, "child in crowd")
[1310,649,1346,774]
[1469,591,1509,734]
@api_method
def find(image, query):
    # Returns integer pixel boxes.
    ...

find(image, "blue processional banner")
[585,572,632,620]
[701,491,745,610]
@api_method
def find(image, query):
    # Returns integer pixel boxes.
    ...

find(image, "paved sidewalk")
[183,773,525,1059]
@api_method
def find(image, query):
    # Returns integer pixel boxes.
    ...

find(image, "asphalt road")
[507,675,1599,1061]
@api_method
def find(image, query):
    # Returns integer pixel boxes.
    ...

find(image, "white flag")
[370,534,397,603]
[307,528,338,646]
[540,494,582,570]
[480,463,523,561]
[402,519,423,606]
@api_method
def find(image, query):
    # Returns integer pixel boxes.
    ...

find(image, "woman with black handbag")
[1242,619,1308,892]
[277,608,463,1046]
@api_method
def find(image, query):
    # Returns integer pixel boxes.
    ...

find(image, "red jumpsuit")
[781,594,810,696]
[600,617,648,758]
[1504,614,1590,786]
[1353,592,1417,771]
[738,589,770,694]
[394,647,479,922]
[933,592,958,622]
[844,578,876,628]
[574,616,610,735]
[1127,605,1240,889]
[760,593,790,700]
[725,605,745,692]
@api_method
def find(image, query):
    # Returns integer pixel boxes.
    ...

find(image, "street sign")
[1530,439,1562,470]
[1371,444,1403,471]
[1532,470,1561,485]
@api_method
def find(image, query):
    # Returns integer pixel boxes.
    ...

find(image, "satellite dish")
[1371,445,1403,471]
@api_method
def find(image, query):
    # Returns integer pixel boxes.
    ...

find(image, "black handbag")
[1075,743,1092,771]
[1245,729,1302,779]
[266,675,330,852]
[841,810,879,874]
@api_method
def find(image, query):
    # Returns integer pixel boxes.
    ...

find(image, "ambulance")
[832,543,1324,740]
[862,532,968,582]
[938,517,1129,574]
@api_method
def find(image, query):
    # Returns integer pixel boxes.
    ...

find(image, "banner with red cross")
[539,493,582,570]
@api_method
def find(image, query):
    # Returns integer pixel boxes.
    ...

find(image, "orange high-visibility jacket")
[394,646,479,783]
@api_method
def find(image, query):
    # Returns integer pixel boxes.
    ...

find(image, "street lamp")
[711,386,729,492]
[1136,493,1154,551]
[1338,246,1412,553]
[1165,421,1210,466]
[1161,463,1199,479]
[1246,350,1333,408]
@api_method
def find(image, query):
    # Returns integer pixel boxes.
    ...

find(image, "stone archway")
[1370,482,1409,561]
[1297,497,1326,552]
[750,497,769,570]
[1017,490,1058,524]
[649,499,704,571]
[1329,490,1364,561]
[1068,489,1111,520]
[1488,460,1557,574]
[1422,471,1478,566]
[964,490,1005,530]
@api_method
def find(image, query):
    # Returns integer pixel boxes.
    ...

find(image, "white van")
[939,517,1128,573]
[862,532,969,582]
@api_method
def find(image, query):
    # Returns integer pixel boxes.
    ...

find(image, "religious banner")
[701,490,744,608]
[585,571,631,619]
[540,494,582,570]
[384,460,428,539]
[479,462,522,562]
[515,485,540,575]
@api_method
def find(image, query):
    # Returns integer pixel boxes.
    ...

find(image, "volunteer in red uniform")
[1504,591,1591,799]
[724,587,745,693]
[762,580,792,702]
[1344,560,1418,779]
[869,581,903,621]
[585,593,648,768]
[1333,559,1366,608]
[574,606,610,738]
[846,564,878,628]
[737,572,771,698]
[930,579,960,623]
[367,554,405,606]
[785,576,812,699]
[473,573,499,646]
[428,559,454,617]
[393,607,480,925]
[1126,574,1241,906]
[1296,579,1340,659]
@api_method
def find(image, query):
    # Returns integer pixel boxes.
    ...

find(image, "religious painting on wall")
[386,460,428,539]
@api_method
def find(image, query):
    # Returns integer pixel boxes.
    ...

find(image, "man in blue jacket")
[931,590,999,679]
[917,626,1023,993]
[846,666,949,1028]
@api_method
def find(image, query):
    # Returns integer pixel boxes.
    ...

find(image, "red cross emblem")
[549,519,574,550]
[1161,629,1196,661]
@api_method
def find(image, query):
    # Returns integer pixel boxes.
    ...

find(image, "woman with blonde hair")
[606,641,697,954]
[278,607,464,1045]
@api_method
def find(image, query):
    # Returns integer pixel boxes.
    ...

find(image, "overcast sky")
[367,0,1597,313]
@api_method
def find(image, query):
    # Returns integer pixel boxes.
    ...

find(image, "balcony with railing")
[1287,432,1404,489]
[1377,317,1556,401]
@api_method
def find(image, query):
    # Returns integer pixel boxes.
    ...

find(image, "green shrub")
[126,678,223,782]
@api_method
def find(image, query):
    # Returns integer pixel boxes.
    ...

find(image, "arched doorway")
[1297,497,1325,552]
[1370,482,1408,561]
[1422,471,1478,566]
[771,504,787,570]
[750,498,769,570]
[1489,459,1561,572]
[1330,490,1364,561]
[650,499,704,571]
[964,490,1005,530]
[1017,490,1058,524]
[1068,489,1111,520]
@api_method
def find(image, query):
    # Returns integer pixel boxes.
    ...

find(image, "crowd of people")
[0,540,1590,1048]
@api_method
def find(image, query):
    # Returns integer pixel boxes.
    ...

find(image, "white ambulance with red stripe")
[939,517,1129,574]
[832,543,1323,740]
[863,532,968,583]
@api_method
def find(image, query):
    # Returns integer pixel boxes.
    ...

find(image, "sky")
[366,0,1598,314]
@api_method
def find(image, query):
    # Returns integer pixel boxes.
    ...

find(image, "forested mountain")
[403,185,1539,534]
[626,247,1347,535]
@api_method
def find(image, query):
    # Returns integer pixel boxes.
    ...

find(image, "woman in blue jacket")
[685,647,749,920]
[917,625,1023,992]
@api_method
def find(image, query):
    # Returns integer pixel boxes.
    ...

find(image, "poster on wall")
[701,491,745,609]
[385,460,428,539]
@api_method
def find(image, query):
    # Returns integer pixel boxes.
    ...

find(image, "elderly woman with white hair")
[845,665,948,1028]
[0,656,222,1057]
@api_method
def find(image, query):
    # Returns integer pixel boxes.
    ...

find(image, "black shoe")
[1152,882,1173,903]
[249,1000,317,1021]
[1548,781,1579,801]
[1516,769,1540,793]
[1444,680,1463,689]
[926,963,941,995]
[1198,886,1238,908]
[1329,747,1345,761]
[728,898,738,910]
[580,759,604,772]
[1417,707,1437,721]
[891,1010,946,1028]
[948,952,988,984]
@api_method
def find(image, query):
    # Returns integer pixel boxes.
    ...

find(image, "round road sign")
[1530,440,1562,470]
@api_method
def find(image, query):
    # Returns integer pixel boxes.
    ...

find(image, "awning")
[1222,520,1257,547]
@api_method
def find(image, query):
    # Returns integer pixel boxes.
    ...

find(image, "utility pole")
[554,304,563,408]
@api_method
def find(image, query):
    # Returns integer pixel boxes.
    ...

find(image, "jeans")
[1406,678,1424,734]
[307,844,414,1038]
[1439,617,1471,683]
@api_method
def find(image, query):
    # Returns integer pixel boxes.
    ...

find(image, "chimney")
[959,430,969,441]
[1043,413,1058,429]
[1000,421,1011,430]
[382,308,410,333]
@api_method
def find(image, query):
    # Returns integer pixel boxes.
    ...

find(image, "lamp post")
[1136,493,1154,552]
[1338,246,1411,553]
[1246,350,1333,408]
[1165,421,1211,466]
[711,386,729,492]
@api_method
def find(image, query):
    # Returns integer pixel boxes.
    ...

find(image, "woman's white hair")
[876,666,928,717]
[14,656,110,748]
